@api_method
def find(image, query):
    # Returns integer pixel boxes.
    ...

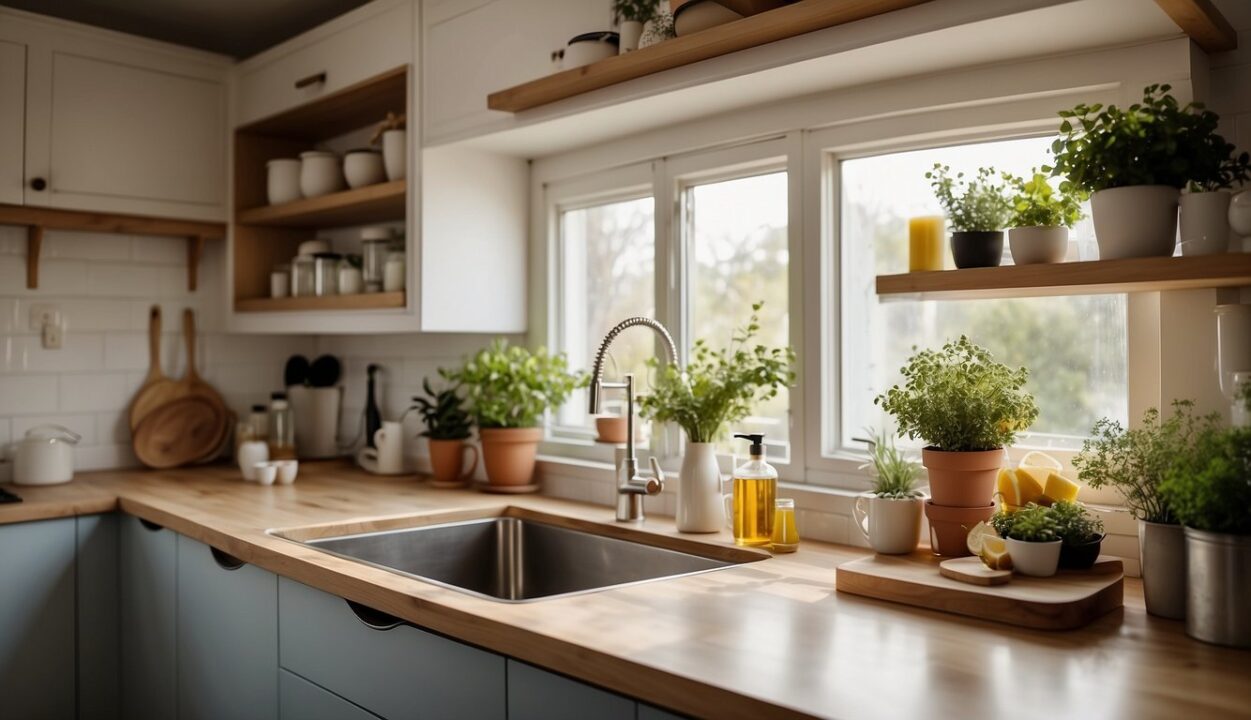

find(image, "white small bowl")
[343,149,385,188]
[265,158,301,205]
[253,462,278,486]
[1009,226,1069,264]
[274,460,299,485]
[299,150,345,198]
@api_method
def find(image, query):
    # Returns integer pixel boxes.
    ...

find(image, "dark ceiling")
[4,0,374,58]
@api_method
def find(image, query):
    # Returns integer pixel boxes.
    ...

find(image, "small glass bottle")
[771,498,800,553]
[267,392,296,460]
[237,403,271,455]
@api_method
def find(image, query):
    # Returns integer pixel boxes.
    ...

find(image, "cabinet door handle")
[29,177,47,191]
[138,518,165,532]
[294,72,326,89]
[345,600,402,631]
[210,547,245,571]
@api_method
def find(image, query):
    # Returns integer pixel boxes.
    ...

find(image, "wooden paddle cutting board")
[835,551,1123,630]
[178,309,231,462]
[132,395,226,469]
[129,306,186,430]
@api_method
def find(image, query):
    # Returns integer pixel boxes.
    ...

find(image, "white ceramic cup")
[356,421,404,474]
[853,494,924,555]
[299,151,344,198]
[253,462,278,486]
[265,158,301,205]
[274,460,299,485]
[343,150,385,188]
[382,130,406,181]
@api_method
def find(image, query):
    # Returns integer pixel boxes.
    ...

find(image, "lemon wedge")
[1041,471,1081,505]
[1019,450,1063,471]
[997,467,1044,507]
[980,536,1013,571]
[966,520,998,556]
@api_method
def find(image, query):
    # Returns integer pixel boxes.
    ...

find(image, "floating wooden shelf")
[236,180,406,229]
[875,254,1251,300]
[234,292,405,313]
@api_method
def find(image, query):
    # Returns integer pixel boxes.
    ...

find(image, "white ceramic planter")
[1090,185,1180,259]
[382,129,406,181]
[853,494,923,554]
[265,158,301,205]
[1008,226,1068,264]
[299,151,344,198]
[1005,537,1062,577]
[344,149,385,188]
[1180,190,1232,256]
[677,442,724,533]
[618,20,643,53]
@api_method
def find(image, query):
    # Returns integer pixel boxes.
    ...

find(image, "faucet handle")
[646,456,664,494]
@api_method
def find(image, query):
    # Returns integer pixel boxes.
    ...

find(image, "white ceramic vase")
[1090,185,1180,259]
[1005,537,1062,577]
[677,442,724,533]
[382,129,406,181]
[1008,226,1069,264]
[619,21,643,53]
[853,494,923,554]
[1180,190,1232,256]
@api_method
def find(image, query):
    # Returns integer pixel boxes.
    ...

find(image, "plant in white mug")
[612,0,658,53]
[854,428,925,554]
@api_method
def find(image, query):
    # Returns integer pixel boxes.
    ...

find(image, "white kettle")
[11,425,80,486]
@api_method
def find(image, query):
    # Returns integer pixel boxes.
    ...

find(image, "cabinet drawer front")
[236,1,411,127]
[278,578,506,720]
[507,660,636,720]
[280,670,381,720]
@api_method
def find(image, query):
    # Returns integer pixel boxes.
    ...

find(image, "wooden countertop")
[3,464,1247,719]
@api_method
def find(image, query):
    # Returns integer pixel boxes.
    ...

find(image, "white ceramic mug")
[357,421,404,475]
[853,494,923,555]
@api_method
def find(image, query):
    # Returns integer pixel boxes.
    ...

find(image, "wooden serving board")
[835,552,1123,630]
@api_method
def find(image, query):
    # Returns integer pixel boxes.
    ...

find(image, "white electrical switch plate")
[29,303,60,331]
[42,322,63,350]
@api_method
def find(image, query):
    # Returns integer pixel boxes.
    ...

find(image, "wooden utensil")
[178,309,231,463]
[132,395,226,469]
[129,306,186,430]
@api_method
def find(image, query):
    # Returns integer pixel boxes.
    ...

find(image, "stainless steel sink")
[273,509,764,602]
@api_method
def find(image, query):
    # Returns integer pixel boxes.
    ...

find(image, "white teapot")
[11,425,80,485]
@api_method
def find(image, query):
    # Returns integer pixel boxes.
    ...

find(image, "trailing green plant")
[1050,500,1104,546]
[440,339,586,429]
[410,378,473,440]
[925,164,1012,232]
[859,428,923,499]
[1047,84,1251,193]
[1071,400,1221,525]
[991,503,1060,542]
[1004,170,1086,228]
[1160,426,1251,535]
[638,302,795,444]
[874,336,1038,452]
[1237,381,1251,414]
[613,0,657,23]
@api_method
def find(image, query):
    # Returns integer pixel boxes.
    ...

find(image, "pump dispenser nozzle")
[734,433,765,456]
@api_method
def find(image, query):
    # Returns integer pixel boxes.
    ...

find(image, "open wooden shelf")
[875,254,1251,300]
[239,65,408,141]
[236,180,406,228]
[235,292,405,313]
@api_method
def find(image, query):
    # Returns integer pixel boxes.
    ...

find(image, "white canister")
[382,130,406,181]
[338,263,363,295]
[299,150,344,198]
[1180,190,1232,256]
[270,265,290,299]
[11,425,80,486]
[287,385,342,459]
[619,20,644,53]
[343,149,385,189]
[383,251,406,292]
[266,158,301,205]
[237,440,269,481]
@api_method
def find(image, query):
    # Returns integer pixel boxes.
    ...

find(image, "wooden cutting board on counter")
[835,552,1123,630]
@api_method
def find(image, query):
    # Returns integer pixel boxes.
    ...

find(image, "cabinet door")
[506,660,636,720]
[0,518,77,720]
[77,514,121,720]
[0,39,23,205]
[120,515,178,720]
[279,670,381,720]
[177,535,278,720]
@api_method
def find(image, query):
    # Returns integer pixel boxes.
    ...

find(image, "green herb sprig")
[1004,170,1086,228]
[860,428,923,499]
[926,164,1012,232]
[1161,426,1251,535]
[991,503,1060,542]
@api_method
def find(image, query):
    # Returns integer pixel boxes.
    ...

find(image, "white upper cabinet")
[0,40,24,206]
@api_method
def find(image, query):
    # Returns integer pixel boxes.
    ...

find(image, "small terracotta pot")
[427,438,478,487]
[921,448,1003,507]
[1059,534,1104,570]
[595,416,629,444]
[924,501,995,556]
[478,427,542,487]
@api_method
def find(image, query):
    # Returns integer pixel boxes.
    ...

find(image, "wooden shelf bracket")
[188,235,206,292]
[26,225,42,289]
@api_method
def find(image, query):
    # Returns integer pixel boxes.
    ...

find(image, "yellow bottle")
[771,498,799,553]
[730,433,777,547]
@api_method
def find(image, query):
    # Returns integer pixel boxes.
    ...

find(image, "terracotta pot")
[595,416,629,444]
[427,438,478,487]
[478,427,542,487]
[925,501,995,557]
[921,448,1003,507]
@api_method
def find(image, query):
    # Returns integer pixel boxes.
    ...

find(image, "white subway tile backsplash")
[104,331,186,373]
[0,299,18,333]
[45,299,135,333]
[0,256,88,295]
[97,411,130,446]
[0,375,59,414]
[76,443,138,472]
[59,373,135,412]
[0,333,104,373]
[43,231,131,261]
[87,264,161,298]
[130,235,188,265]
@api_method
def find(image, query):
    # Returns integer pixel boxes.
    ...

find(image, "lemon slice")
[980,536,1013,571]
[1019,450,1063,471]
[966,520,999,556]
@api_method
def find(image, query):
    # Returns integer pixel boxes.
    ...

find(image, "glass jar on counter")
[291,255,315,297]
[313,252,341,296]
[267,392,296,460]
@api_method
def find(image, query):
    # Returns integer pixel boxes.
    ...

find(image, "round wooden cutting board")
[133,395,228,469]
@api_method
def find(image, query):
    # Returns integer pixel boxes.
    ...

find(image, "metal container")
[1185,528,1251,648]
[1139,519,1187,619]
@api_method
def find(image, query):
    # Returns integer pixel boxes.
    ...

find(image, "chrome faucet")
[588,317,680,522]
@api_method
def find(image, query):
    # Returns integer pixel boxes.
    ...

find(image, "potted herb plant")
[410,379,477,488]
[926,164,1012,268]
[1048,84,1242,259]
[1073,400,1220,619]
[876,336,1038,555]
[1004,170,1086,265]
[991,503,1063,577]
[854,428,924,555]
[638,302,795,533]
[613,0,657,53]
[1161,425,1251,648]
[1181,117,1251,255]
[1051,500,1105,570]
[441,340,585,489]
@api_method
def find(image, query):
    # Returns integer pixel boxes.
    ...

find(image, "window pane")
[839,137,1128,452]
[557,196,655,432]
[686,171,790,457]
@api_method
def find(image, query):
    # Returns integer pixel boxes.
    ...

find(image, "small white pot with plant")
[1005,169,1086,264]
[926,164,1012,269]
[613,0,657,53]
[854,428,925,555]
[992,503,1063,577]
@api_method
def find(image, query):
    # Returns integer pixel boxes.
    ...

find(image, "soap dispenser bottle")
[729,433,777,547]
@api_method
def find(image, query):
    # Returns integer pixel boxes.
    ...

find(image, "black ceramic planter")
[950,231,1005,269]
[1059,534,1104,570]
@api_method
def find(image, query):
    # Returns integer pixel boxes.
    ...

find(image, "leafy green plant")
[1161,426,1251,535]
[638,302,795,443]
[613,0,657,23]
[1004,170,1086,228]
[925,164,1012,232]
[1071,400,1221,524]
[441,340,586,429]
[1237,381,1251,413]
[874,336,1038,452]
[1047,84,1251,193]
[410,378,473,440]
[1050,500,1104,546]
[991,503,1060,542]
[859,428,923,499]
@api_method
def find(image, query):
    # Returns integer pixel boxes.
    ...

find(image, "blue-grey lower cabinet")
[280,669,382,720]
[506,659,636,720]
[639,703,687,719]
[120,514,178,720]
[77,513,120,720]
[278,577,507,720]
[177,535,279,720]
[0,517,77,719]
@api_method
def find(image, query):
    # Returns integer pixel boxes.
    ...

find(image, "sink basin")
[272,508,764,602]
